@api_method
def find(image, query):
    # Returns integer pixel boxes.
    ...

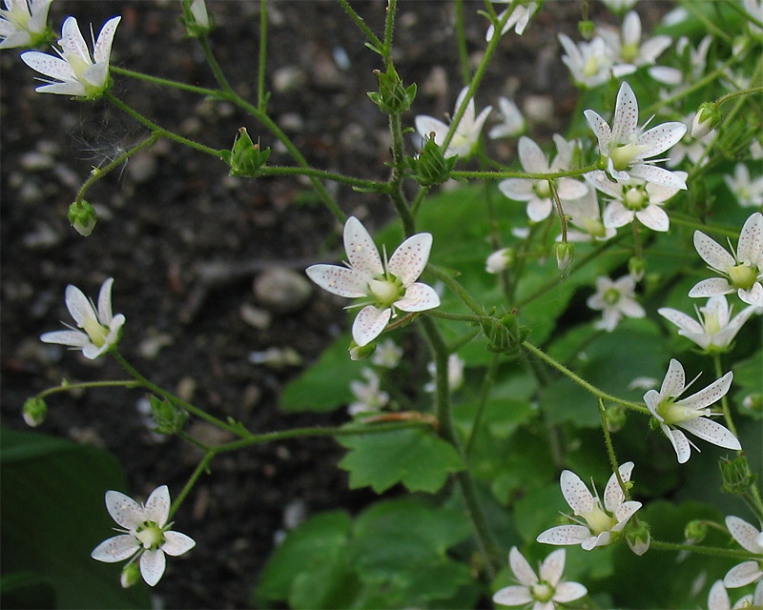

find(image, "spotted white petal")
[162,531,196,556]
[678,418,741,451]
[34,80,87,96]
[737,212,763,264]
[584,109,611,154]
[677,371,732,410]
[90,534,139,563]
[726,516,763,554]
[343,217,383,276]
[352,305,391,347]
[657,307,703,334]
[688,277,734,298]
[560,470,594,515]
[636,205,670,232]
[93,16,121,64]
[387,233,432,287]
[611,82,640,145]
[20,51,75,81]
[628,164,687,189]
[144,485,171,527]
[527,197,553,222]
[518,136,550,173]
[662,424,693,463]
[140,549,167,587]
[614,500,642,528]
[305,264,370,298]
[708,580,731,610]
[660,358,686,398]
[509,546,538,586]
[537,524,592,546]
[724,561,763,589]
[693,231,735,271]
[60,17,90,64]
[493,586,533,606]
[556,178,588,201]
[105,490,145,530]
[603,461,633,513]
[394,282,440,312]
[637,122,687,159]
[96,277,116,324]
[538,548,565,586]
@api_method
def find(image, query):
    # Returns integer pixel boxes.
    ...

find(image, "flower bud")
[485,248,514,273]
[720,455,756,496]
[684,519,708,544]
[120,562,141,588]
[628,256,646,282]
[554,242,574,274]
[604,405,627,433]
[407,134,458,186]
[691,102,721,139]
[148,395,188,435]
[349,341,377,361]
[578,20,595,40]
[68,200,97,237]
[367,64,417,115]
[23,397,47,427]
[181,0,212,37]
[625,520,651,556]
[225,128,270,177]
[741,392,763,415]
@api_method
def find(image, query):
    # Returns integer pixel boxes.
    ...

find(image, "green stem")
[111,66,219,96]
[388,112,416,236]
[668,212,740,239]
[466,353,499,457]
[650,539,759,560]
[169,451,214,519]
[258,166,390,192]
[37,379,142,399]
[198,35,234,95]
[383,0,396,60]
[454,0,471,85]
[257,0,269,112]
[452,164,600,182]
[336,0,384,57]
[598,398,632,501]
[712,353,738,438]
[521,341,649,414]
[426,264,485,317]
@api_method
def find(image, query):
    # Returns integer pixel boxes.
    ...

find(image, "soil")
[1,2,666,608]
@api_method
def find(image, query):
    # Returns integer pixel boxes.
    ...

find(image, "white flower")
[536,462,642,550]
[371,339,403,368]
[689,212,763,307]
[91,485,195,587]
[562,188,616,242]
[486,2,538,39]
[558,34,614,89]
[708,579,762,610]
[586,275,645,331]
[489,97,526,140]
[189,0,209,28]
[499,136,588,222]
[348,368,389,416]
[0,0,52,49]
[584,81,687,188]
[667,114,715,168]
[40,277,125,359]
[600,0,639,12]
[424,354,465,393]
[598,11,672,79]
[744,0,763,37]
[658,295,757,353]
[306,217,440,347]
[725,164,763,208]
[486,247,515,273]
[20,15,120,98]
[644,359,739,464]
[414,87,491,158]
[724,516,763,589]
[492,547,587,609]
[586,169,686,232]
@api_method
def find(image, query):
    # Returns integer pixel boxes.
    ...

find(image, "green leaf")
[280,333,364,412]
[337,427,464,493]
[0,427,151,609]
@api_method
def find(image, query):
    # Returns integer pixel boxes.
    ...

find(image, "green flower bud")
[691,102,721,139]
[120,562,141,588]
[684,519,708,544]
[367,64,417,114]
[23,397,47,427]
[625,520,650,556]
[224,128,270,177]
[720,455,756,496]
[554,242,574,274]
[406,134,458,186]
[181,0,213,37]
[741,393,763,415]
[604,405,627,433]
[68,200,97,237]
[349,340,377,361]
[148,395,188,435]
[578,20,595,40]
[481,311,526,355]
[628,256,646,282]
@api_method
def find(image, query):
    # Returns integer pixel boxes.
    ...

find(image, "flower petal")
[663,425,693,463]
[726,516,763,554]
[628,164,687,189]
[518,136,549,173]
[144,485,171,527]
[394,282,440,312]
[584,109,611,154]
[40,329,90,348]
[387,233,432,287]
[560,470,594,515]
[737,212,763,265]
[603,461,634,513]
[688,277,734,299]
[554,581,588,604]
[557,178,588,201]
[493,586,533,606]
[509,547,538,587]
[724,561,763,589]
[93,16,121,64]
[526,197,553,222]
[64,284,97,328]
[536,524,592,546]
[677,371,732,410]
[679,418,741,451]
[343,217,383,276]
[352,305,391,347]
[707,580,730,610]
[499,178,535,201]
[91,534,139,563]
[97,278,115,324]
[613,500,642,528]
[603,200,634,229]
[306,264,370,298]
[657,307,703,335]
[105,490,145,530]
[162,531,196,556]
[415,116,448,144]
[637,122,687,159]
[611,82,639,145]
[60,16,91,65]
[538,548,566,586]
[140,549,166,587]
[693,231,735,271]
[636,205,670,232]
[660,358,685,398]
[20,51,76,81]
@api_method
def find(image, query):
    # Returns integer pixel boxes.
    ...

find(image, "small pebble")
[253,268,312,313]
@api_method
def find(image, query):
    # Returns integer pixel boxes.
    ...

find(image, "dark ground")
[1,2,666,607]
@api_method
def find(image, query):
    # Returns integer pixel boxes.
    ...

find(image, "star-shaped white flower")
[348,368,389,416]
[725,163,763,209]
[415,87,492,158]
[489,97,526,140]
[724,516,763,589]
[371,339,403,369]
[644,359,739,464]
[306,217,440,347]
[536,462,642,550]
[499,136,588,222]
[486,1,538,39]
[708,579,762,610]
[561,188,616,242]
[598,11,672,79]
[91,485,196,587]
[586,275,645,331]
[41,277,125,359]
[21,15,120,98]
[0,0,52,49]
[558,34,614,89]
[492,547,587,610]
[586,169,686,232]
[584,81,687,188]
[690,212,763,307]
[658,295,757,353]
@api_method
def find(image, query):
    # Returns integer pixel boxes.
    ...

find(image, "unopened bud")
[720,455,756,496]
[691,102,721,139]
[407,134,458,186]
[578,20,595,40]
[684,519,708,544]
[628,256,646,282]
[182,0,212,36]
[224,128,270,177]
[120,562,141,588]
[604,405,627,433]
[367,64,417,114]
[23,397,47,427]
[554,242,574,274]
[68,200,97,237]
[626,520,651,556]
[148,395,187,435]
[485,248,514,273]
[349,341,377,361]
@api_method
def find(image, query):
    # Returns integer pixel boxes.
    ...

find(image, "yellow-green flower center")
[581,501,617,535]
[134,522,165,551]
[623,186,647,211]
[582,217,607,238]
[609,143,648,171]
[603,287,621,305]
[534,180,552,199]
[369,278,402,307]
[702,308,723,335]
[583,55,602,77]
[728,263,758,290]
[531,582,554,603]
[621,43,639,64]
[656,398,701,426]
[82,316,109,347]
